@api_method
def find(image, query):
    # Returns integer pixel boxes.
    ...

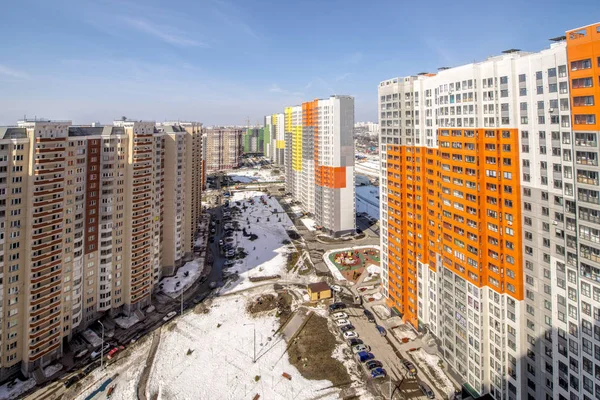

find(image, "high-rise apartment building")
[204,127,243,172]
[243,127,265,154]
[264,114,285,165]
[378,22,600,400]
[0,118,203,381]
[279,95,356,236]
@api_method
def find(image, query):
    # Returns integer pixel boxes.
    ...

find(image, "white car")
[352,344,370,353]
[331,312,348,320]
[343,331,358,339]
[330,285,342,293]
[163,311,177,322]
[336,319,350,327]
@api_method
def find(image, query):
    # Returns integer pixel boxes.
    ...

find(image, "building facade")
[277,95,356,236]
[0,118,203,380]
[264,114,285,165]
[204,127,243,172]
[243,127,265,154]
[378,22,600,400]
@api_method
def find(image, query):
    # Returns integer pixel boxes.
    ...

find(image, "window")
[575,114,596,125]
[572,77,594,88]
[574,96,595,106]
[571,59,592,70]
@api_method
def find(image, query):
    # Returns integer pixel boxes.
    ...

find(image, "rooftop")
[307,282,330,292]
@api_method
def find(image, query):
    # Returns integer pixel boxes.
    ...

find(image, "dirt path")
[137,328,162,400]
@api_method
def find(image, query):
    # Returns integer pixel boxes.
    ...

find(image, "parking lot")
[328,288,454,399]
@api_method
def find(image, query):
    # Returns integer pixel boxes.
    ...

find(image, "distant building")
[243,127,265,154]
[204,127,243,172]
[264,113,285,165]
[354,121,379,137]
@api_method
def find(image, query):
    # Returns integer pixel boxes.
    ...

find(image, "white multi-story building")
[378,22,600,400]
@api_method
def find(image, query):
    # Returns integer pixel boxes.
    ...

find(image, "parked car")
[336,319,350,327]
[356,351,375,362]
[224,260,236,267]
[74,349,88,359]
[365,360,383,370]
[419,382,435,399]
[339,324,355,333]
[401,359,417,377]
[328,302,346,312]
[107,346,124,360]
[347,338,363,347]
[363,309,376,323]
[83,361,99,375]
[130,333,142,344]
[146,305,156,313]
[370,368,387,379]
[163,311,177,322]
[376,325,387,337]
[219,240,224,246]
[64,373,85,388]
[352,344,370,354]
[330,285,342,293]
[343,331,358,339]
[90,343,111,360]
[331,312,348,320]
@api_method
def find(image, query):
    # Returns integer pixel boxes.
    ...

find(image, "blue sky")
[0,0,597,125]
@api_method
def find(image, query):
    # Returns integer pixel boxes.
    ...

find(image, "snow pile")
[392,326,418,341]
[366,264,381,275]
[220,191,294,295]
[411,349,456,398]
[115,314,141,329]
[147,295,338,400]
[372,305,391,320]
[82,329,103,347]
[227,169,282,183]
[0,378,36,400]
[160,259,205,298]
[43,364,63,378]
[300,217,316,231]
[75,335,153,400]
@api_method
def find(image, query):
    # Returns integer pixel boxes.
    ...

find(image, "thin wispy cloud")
[335,72,352,82]
[269,84,302,97]
[0,65,29,80]
[210,0,259,39]
[304,81,312,90]
[119,16,207,47]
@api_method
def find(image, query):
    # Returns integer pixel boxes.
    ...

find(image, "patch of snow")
[372,305,391,320]
[366,264,381,275]
[0,378,36,400]
[82,329,103,348]
[300,217,316,231]
[227,169,282,183]
[221,192,294,294]
[147,295,338,400]
[115,314,141,329]
[43,364,63,378]
[411,349,456,398]
[160,259,205,298]
[392,326,418,341]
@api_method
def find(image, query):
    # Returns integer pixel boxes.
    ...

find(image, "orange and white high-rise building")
[379,22,600,400]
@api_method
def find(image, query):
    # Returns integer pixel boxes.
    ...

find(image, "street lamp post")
[181,288,184,315]
[98,321,105,369]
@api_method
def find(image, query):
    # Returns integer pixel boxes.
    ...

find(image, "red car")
[107,346,125,360]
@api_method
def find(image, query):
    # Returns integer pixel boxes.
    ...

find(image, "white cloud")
[0,65,29,80]
[335,72,352,82]
[119,16,207,47]
[268,84,302,97]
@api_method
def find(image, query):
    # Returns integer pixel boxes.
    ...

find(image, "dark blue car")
[357,351,375,362]
[376,325,387,337]
[371,367,387,379]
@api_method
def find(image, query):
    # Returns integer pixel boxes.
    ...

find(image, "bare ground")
[287,314,351,386]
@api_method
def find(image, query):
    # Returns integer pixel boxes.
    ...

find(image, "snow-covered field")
[355,160,380,178]
[0,377,36,400]
[356,185,379,220]
[147,295,338,400]
[221,191,295,295]
[160,259,205,298]
[228,168,283,183]
[300,217,316,231]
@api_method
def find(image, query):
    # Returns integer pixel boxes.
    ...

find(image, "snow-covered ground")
[74,335,153,400]
[300,217,316,231]
[160,259,205,298]
[220,191,295,295]
[227,168,283,183]
[355,160,380,178]
[115,314,141,329]
[147,295,339,400]
[0,377,36,400]
[43,363,63,378]
[82,329,102,348]
[410,349,456,398]
[356,185,379,221]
